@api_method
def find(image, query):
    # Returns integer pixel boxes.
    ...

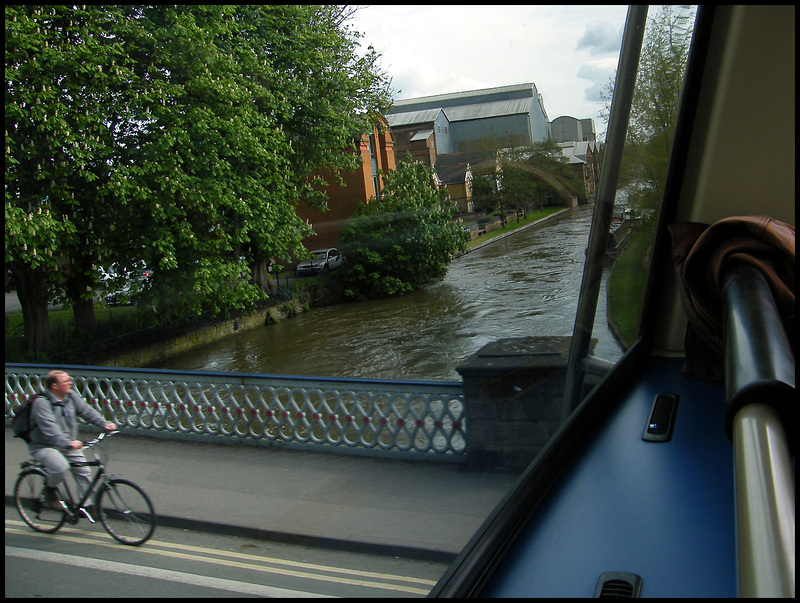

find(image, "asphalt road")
[5,507,447,597]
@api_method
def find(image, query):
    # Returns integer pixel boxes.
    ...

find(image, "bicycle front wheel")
[97,478,156,546]
[14,469,67,534]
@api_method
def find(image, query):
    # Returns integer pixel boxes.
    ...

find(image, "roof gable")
[435,162,472,185]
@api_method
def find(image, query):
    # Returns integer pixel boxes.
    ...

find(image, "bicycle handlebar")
[83,430,119,449]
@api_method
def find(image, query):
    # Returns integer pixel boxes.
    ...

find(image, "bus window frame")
[429,5,714,597]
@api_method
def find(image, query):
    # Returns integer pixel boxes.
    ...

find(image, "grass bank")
[466,206,565,250]
[606,220,655,349]
[6,305,147,363]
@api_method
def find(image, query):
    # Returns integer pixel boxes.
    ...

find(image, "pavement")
[5,427,515,560]
[5,291,25,314]
[5,291,73,314]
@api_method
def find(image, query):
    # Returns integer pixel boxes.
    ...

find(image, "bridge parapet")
[5,363,466,461]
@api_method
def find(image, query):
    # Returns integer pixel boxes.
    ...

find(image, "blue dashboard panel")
[482,357,737,598]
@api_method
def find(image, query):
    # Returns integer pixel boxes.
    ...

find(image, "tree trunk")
[72,296,98,334]
[67,254,98,335]
[252,257,275,293]
[10,263,55,357]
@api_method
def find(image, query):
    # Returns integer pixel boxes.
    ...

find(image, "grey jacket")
[28,390,110,451]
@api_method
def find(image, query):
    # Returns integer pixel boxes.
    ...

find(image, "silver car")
[296,248,344,276]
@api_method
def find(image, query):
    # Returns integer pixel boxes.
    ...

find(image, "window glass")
[591,6,697,362]
[141,6,697,594]
[5,5,698,596]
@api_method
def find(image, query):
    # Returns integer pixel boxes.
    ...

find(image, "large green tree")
[502,141,583,212]
[6,5,135,353]
[338,159,469,300]
[6,5,392,354]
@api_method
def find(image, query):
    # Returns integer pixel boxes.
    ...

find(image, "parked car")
[296,248,344,276]
[102,264,153,306]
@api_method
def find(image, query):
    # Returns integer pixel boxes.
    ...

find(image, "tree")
[6,5,392,353]
[601,5,695,209]
[470,169,499,214]
[519,140,586,206]
[498,147,540,221]
[6,5,134,353]
[107,5,393,320]
[338,159,469,300]
[471,140,583,218]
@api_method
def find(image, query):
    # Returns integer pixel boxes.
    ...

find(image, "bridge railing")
[5,363,467,461]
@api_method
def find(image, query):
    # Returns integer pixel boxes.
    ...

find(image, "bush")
[338,161,469,300]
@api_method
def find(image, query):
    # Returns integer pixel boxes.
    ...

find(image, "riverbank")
[101,207,572,366]
[465,207,567,253]
[5,205,576,368]
[96,299,307,367]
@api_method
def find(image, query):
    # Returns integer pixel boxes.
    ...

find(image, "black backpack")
[12,395,40,443]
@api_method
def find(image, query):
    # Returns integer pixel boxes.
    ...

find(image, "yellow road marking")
[5,520,435,595]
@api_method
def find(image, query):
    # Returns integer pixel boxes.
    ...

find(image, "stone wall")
[98,300,305,368]
[457,336,572,474]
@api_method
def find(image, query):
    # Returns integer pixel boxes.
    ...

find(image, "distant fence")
[5,363,467,461]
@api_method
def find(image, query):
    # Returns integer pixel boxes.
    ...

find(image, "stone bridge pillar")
[456,336,572,474]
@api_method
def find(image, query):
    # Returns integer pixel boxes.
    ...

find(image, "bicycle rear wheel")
[97,478,155,545]
[14,469,67,534]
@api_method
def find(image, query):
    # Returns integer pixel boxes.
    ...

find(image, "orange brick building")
[297,122,395,250]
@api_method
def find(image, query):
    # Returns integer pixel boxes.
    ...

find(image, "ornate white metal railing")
[5,364,467,460]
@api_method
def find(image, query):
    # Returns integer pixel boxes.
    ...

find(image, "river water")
[151,206,623,381]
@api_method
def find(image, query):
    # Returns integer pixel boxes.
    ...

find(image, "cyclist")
[27,370,117,510]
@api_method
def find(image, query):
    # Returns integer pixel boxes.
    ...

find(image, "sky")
[348,5,631,140]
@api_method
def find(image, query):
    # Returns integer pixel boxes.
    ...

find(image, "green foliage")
[498,148,543,211]
[602,5,695,209]
[470,140,584,214]
[521,140,586,202]
[338,161,469,300]
[470,169,498,213]
[5,5,392,353]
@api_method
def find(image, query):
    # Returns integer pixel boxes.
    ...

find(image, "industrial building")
[386,83,551,165]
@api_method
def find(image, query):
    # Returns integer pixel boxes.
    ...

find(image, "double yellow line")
[5,519,436,596]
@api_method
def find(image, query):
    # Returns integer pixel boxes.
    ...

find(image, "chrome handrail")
[723,264,795,597]
[732,403,795,598]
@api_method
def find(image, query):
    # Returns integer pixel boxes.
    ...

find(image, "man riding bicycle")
[27,370,117,510]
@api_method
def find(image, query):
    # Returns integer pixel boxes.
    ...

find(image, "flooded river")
[151,206,623,381]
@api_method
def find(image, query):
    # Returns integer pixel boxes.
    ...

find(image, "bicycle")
[13,430,156,546]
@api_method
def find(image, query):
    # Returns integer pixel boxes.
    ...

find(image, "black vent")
[642,394,679,442]
[594,572,643,598]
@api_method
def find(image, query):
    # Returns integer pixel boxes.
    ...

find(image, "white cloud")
[577,58,619,103]
[350,5,630,138]
[577,21,624,55]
